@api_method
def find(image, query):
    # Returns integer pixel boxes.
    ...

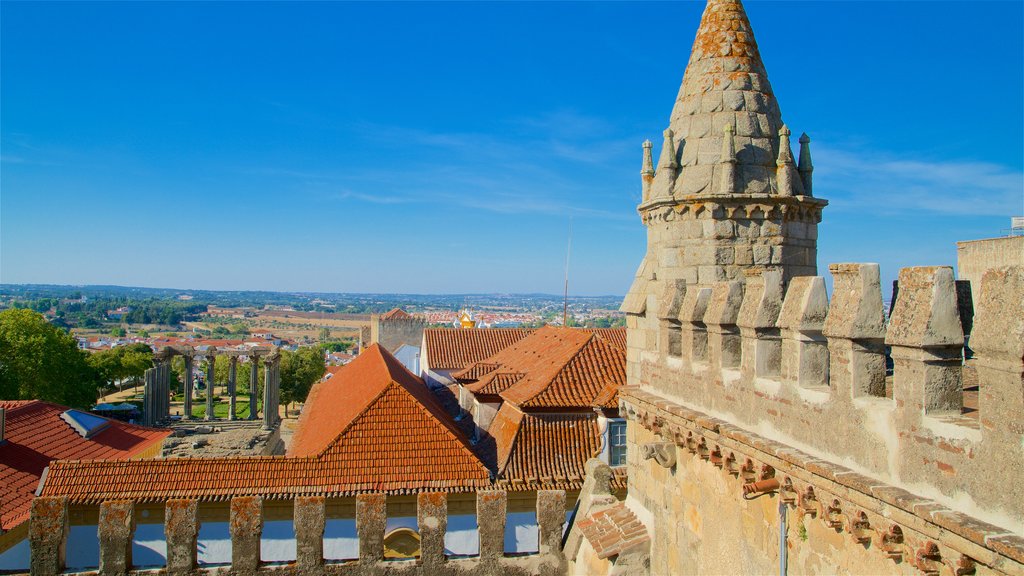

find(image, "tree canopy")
[279,346,325,412]
[0,308,101,408]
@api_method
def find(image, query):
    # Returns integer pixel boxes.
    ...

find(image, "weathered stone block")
[29,497,67,576]
[477,491,507,561]
[753,245,772,265]
[417,492,447,567]
[164,499,199,575]
[356,493,386,565]
[229,496,262,572]
[294,496,325,571]
[98,500,134,575]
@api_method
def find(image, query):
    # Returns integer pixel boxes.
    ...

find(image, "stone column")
[228,356,238,421]
[143,365,156,427]
[263,356,275,430]
[183,352,195,420]
[205,353,216,421]
[249,355,260,421]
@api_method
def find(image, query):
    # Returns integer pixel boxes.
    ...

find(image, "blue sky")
[2,1,1021,296]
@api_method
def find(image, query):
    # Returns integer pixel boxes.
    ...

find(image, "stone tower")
[622,0,827,319]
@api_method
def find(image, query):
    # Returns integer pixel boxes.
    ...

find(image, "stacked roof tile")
[423,328,533,370]
[0,400,170,531]
[40,345,491,504]
[454,326,626,410]
[490,405,601,490]
[576,503,651,560]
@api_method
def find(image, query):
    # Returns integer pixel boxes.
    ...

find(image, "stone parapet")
[631,264,1024,533]
[28,490,568,576]
[620,387,1024,575]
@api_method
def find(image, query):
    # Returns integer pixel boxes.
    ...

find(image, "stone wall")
[957,236,1024,306]
[615,264,1024,575]
[29,490,568,576]
[371,317,427,355]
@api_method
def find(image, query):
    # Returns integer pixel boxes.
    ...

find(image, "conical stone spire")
[650,0,783,199]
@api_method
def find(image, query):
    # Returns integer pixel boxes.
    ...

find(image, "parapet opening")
[692,322,709,364]
[196,505,232,567]
[261,503,296,565]
[665,320,683,358]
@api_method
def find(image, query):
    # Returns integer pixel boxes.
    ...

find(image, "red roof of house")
[488,403,602,490]
[423,328,534,370]
[39,345,491,504]
[380,308,413,320]
[455,326,626,410]
[0,400,170,532]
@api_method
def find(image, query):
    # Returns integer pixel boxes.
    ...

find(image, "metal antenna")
[563,218,573,327]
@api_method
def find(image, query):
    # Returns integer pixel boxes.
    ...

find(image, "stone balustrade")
[28,490,567,576]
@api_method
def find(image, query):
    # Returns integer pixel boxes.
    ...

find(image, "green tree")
[87,343,154,394]
[318,326,331,342]
[110,326,126,337]
[279,347,325,416]
[0,309,101,408]
[137,329,150,338]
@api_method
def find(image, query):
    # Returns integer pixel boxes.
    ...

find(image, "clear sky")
[2,1,1021,296]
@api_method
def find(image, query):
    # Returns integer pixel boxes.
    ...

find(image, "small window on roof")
[60,409,111,439]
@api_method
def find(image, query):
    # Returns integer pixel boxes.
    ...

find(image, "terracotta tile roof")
[465,372,525,397]
[423,327,533,370]
[576,503,651,559]
[39,345,491,504]
[589,327,627,351]
[487,403,601,490]
[454,362,500,383]
[455,326,626,410]
[0,400,170,531]
[380,308,413,320]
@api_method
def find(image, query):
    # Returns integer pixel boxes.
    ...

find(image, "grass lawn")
[189,400,259,419]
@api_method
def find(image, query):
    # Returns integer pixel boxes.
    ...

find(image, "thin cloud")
[815,147,1023,217]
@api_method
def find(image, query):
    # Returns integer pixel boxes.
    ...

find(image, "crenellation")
[823,263,888,399]
[164,499,199,575]
[416,492,447,568]
[97,500,133,575]
[294,496,326,572]
[778,275,829,389]
[703,280,744,370]
[476,491,507,563]
[29,496,67,576]
[356,493,386,565]
[230,496,263,572]
[737,268,784,380]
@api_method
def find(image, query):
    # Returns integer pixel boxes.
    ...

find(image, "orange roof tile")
[455,326,626,410]
[381,308,413,320]
[423,328,533,370]
[0,400,170,531]
[576,502,650,559]
[488,403,601,490]
[39,345,491,504]
[465,372,525,397]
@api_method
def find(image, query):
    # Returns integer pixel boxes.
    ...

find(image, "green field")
[189,400,259,419]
